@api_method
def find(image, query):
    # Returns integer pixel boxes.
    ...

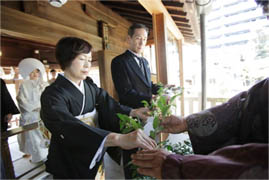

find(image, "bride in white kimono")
[17,58,49,163]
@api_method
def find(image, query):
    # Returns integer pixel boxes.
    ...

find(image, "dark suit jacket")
[111,50,159,108]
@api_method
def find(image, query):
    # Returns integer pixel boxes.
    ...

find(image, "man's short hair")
[55,37,92,70]
[128,23,149,37]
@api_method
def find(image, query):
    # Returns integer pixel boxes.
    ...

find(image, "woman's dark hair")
[128,23,149,37]
[55,37,92,70]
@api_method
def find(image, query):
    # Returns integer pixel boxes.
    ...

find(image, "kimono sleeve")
[85,77,131,133]
[40,86,110,152]
[185,91,246,154]
[162,143,268,179]
[17,82,41,112]
[186,78,268,155]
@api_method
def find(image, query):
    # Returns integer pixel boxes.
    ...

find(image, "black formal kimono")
[111,50,160,108]
[1,79,20,132]
[40,75,131,179]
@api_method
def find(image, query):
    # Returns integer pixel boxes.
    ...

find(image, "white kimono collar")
[59,73,85,95]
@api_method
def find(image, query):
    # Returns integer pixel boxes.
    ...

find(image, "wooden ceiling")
[100,0,196,41]
[0,36,57,67]
[0,36,99,68]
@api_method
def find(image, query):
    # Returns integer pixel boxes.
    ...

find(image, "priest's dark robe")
[163,143,268,179]
[162,78,268,179]
[40,75,131,179]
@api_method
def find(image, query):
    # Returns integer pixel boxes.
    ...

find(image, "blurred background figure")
[48,69,57,84]
[16,58,49,163]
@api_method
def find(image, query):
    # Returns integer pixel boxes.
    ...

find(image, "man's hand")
[131,149,171,179]
[130,107,149,122]
[161,115,188,134]
[164,84,175,89]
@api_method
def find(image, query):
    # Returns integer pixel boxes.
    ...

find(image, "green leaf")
[157,87,164,95]
[129,118,139,129]
[157,95,166,110]
[153,116,160,129]
[166,145,173,151]
[170,93,181,104]
[120,121,124,130]
[161,105,170,117]
[122,127,134,134]
[150,131,156,139]
[117,113,130,121]
[141,100,149,108]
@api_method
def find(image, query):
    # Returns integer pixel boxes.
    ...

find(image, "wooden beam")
[164,6,184,11]
[178,39,184,116]
[1,6,102,50]
[117,12,152,22]
[110,6,149,15]
[138,0,183,40]
[101,1,145,11]
[84,1,131,28]
[172,16,189,23]
[167,9,187,16]
[180,0,200,41]
[178,27,193,32]
[23,1,99,36]
[109,8,152,18]
[123,16,152,24]
[153,13,168,84]
[182,32,194,36]
[162,0,184,8]
[175,22,191,28]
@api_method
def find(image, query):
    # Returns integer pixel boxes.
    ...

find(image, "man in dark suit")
[111,23,160,109]
[111,23,160,178]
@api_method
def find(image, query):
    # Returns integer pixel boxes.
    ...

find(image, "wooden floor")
[9,135,51,179]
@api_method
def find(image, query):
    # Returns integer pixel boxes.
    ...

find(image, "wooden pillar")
[97,50,118,100]
[178,39,185,117]
[153,13,168,85]
[153,13,168,142]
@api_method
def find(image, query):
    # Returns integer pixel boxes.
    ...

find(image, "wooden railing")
[1,122,40,179]
[174,97,229,116]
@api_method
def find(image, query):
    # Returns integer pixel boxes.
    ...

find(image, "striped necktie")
[137,57,145,76]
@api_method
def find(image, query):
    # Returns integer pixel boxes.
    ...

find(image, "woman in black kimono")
[40,37,156,179]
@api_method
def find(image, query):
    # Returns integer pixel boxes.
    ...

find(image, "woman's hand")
[105,129,157,150]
